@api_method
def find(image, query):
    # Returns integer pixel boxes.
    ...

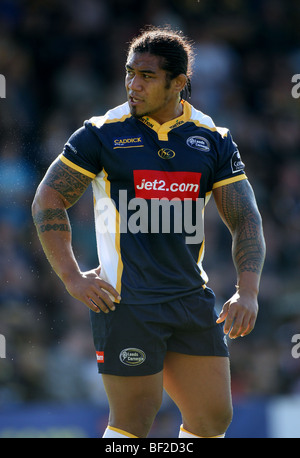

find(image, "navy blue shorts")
[90,287,229,376]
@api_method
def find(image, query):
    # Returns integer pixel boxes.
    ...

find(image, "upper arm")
[213,179,262,234]
[33,122,101,216]
[34,157,93,210]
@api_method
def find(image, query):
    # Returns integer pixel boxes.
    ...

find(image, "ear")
[172,74,187,94]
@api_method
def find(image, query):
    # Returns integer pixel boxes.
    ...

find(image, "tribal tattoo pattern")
[33,160,93,233]
[33,208,71,233]
[219,180,265,275]
[44,159,92,206]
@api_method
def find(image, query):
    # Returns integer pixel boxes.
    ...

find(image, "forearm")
[32,185,81,283]
[232,238,265,298]
[214,179,266,295]
[231,213,266,295]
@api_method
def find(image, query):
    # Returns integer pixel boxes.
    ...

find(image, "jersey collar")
[138,100,192,141]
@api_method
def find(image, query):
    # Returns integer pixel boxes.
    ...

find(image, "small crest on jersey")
[113,136,144,148]
[158,148,175,159]
[186,136,210,152]
[231,149,245,173]
[119,348,146,366]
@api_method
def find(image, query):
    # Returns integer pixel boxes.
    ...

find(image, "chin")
[130,106,145,119]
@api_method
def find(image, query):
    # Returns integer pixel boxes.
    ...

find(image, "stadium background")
[0,0,300,438]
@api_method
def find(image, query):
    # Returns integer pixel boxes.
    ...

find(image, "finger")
[84,296,101,313]
[216,303,229,324]
[95,278,121,303]
[93,287,118,312]
[230,309,258,338]
[241,314,257,337]
[226,306,247,338]
[223,307,238,335]
[93,286,117,312]
[228,313,245,339]
[88,291,114,314]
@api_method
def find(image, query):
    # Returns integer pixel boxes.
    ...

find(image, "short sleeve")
[213,130,247,189]
[59,124,102,178]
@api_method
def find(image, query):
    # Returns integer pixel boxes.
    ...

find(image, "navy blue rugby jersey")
[59,100,247,304]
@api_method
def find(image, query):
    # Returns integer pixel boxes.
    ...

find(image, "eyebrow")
[125,64,157,75]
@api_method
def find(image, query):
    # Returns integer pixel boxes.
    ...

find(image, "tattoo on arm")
[220,180,265,275]
[44,160,92,206]
[33,208,71,233]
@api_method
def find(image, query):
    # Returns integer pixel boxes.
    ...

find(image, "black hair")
[127,25,194,99]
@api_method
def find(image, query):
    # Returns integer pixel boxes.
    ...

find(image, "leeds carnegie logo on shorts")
[119,348,146,366]
[113,136,144,148]
[186,136,210,152]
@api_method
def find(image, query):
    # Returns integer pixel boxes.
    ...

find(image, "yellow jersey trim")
[139,101,192,141]
[138,101,229,140]
[59,154,96,179]
[212,174,247,190]
[191,121,228,138]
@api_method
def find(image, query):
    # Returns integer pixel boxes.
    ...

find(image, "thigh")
[102,371,163,437]
[163,353,232,436]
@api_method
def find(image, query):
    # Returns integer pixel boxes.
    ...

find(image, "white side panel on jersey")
[92,170,123,297]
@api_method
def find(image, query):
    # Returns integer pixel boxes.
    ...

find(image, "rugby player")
[32,26,265,438]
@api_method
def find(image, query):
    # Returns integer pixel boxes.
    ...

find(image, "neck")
[149,99,184,125]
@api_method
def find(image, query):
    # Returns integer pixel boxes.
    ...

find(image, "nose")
[127,74,142,92]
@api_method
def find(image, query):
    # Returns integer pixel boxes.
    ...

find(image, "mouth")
[129,95,144,106]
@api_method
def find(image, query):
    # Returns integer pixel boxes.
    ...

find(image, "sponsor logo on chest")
[133,170,201,200]
[113,136,144,148]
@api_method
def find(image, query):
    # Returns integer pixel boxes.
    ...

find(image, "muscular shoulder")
[189,104,229,139]
[86,102,131,130]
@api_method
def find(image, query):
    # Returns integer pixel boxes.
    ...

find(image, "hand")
[64,266,121,313]
[216,290,258,339]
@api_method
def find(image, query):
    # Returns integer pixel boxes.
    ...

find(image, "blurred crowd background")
[0,0,300,435]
